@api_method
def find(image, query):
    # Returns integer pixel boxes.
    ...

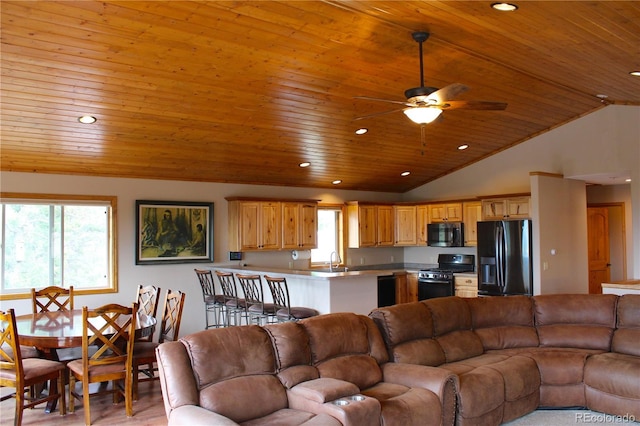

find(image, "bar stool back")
[194,269,225,328]
[264,275,319,322]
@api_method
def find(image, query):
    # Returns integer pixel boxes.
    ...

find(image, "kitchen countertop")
[212,263,435,279]
[601,279,640,289]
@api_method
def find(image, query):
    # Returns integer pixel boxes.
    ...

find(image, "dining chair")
[132,290,185,400]
[135,285,161,342]
[215,271,246,326]
[0,309,67,425]
[31,285,75,361]
[235,273,278,325]
[31,285,74,313]
[67,303,138,426]
[194,269,225,329]
[264,275,319,322]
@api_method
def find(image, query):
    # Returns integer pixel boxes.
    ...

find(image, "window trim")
[0,192,118,300]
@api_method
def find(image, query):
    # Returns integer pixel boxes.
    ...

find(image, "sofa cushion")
[584,352,640,418]
[181,325,276,387]
[263,321,319,388]
[362,384,442,426]
[465,295,539,350]
[300,313,383,390]
[533,294,617,350]
[201,374,289,423]
[612,294,640,356]
[423,297,485,362]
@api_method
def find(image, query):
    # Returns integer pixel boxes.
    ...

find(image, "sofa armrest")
[287,378,381,426]
[168,405,240,426]
[156,341,199,419]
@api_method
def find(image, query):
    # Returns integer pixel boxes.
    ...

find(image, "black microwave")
[427,222,465,247]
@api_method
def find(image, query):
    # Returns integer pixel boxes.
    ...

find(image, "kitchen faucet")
[329,251,341,272]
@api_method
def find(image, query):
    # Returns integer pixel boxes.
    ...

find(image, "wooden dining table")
[10,309,157,413]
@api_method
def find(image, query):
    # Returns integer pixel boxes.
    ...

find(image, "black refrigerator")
[477,220,533,296]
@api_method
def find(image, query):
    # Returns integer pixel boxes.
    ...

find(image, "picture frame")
[136,200,214,265]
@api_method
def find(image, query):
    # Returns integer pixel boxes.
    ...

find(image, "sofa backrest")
[611,294,640,356]
[178,325,288,423]
[298,312,387,390]
[465,295,539,350]
[369,301,446,366]
[423,296,485,363]
[533,294,617,350]
[263,320,319,388]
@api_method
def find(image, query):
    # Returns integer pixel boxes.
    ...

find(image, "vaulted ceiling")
[2,1,639,193]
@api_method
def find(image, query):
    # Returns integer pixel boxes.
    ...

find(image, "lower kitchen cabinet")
[455,275,478,298]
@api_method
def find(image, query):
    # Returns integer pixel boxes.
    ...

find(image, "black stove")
[418,254,475,300]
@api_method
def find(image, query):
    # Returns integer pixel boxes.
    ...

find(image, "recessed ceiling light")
[355,128,368,135]
[332,180,342,185]
[630,71,640,77]
[78,115,97,124]
[626,178,632,182]
[299,162,311,168]
[458,144,469,150]
[491,2,518,11]
[401,171,411,177]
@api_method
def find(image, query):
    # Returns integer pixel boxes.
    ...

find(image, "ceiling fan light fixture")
[403,107,442,124]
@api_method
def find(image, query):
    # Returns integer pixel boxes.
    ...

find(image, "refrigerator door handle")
[496,224,505,292]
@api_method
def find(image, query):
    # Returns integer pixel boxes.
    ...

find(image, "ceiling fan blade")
[426,83,469,104]
[354,96,411,106]
[354,107,405,121]
[438,100,508,110]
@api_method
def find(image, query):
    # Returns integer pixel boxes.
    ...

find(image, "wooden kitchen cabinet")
[394,271,419,304]
[394,205,417,246]
[482,196,530,220]
[429,202,463,223]
[228,200,281,251]
[463,201,482,246]
[416,204,429,245]
[455,275,478,298]
[347,202,394,248]
[281,202,317,250]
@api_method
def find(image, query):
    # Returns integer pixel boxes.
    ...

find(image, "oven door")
[418,278,454,300]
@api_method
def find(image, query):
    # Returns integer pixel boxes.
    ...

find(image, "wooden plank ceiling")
[2,1,639,193]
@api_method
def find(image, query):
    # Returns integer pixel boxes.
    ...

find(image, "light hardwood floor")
[0,380,167,426]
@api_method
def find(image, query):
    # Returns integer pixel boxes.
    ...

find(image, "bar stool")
[264,275,319,322]
[236,274,278,325]
[194,269,225,328]
[214,271,245,326]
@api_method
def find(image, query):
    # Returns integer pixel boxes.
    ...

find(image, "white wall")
[531,174,588,294]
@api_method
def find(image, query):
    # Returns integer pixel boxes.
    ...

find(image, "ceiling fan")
[355,32,507,125]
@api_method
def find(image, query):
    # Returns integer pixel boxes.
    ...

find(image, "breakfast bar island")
[211,266,403,315]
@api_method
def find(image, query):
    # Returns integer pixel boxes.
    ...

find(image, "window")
[0,193,117,299]
[311,205,344,266]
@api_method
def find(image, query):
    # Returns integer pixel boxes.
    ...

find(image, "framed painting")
[136,200,214,264]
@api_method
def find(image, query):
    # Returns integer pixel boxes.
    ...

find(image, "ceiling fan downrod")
[405,32,438,99]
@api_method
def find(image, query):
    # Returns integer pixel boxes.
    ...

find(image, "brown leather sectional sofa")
[156,294,640,425]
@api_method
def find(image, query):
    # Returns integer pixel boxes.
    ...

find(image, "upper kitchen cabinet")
[347,202,394,248]
[482,196,530,220]
[463,201,482,246]
[228,199,281,251]
[429,202,463,223]
[282,202,318,250]
[394,205,417,246]
[416,204,429,245]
